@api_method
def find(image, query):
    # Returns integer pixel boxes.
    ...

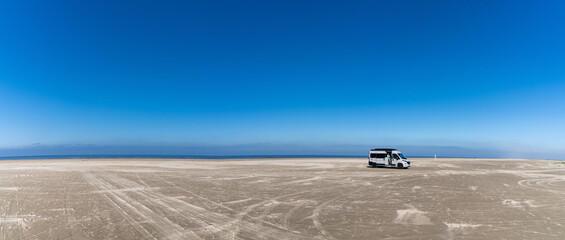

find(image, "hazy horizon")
[1,1,564,159]
[2,143,564,160]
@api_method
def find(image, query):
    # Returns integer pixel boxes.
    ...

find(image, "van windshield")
[398,153,407,159]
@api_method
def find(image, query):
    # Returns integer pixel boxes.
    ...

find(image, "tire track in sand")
[93,172,305,239]
[282,200,310,229]
[151,173,306,239]
[98,172,233,239]
[517,177,565,195]
[83,172,158,240]
[308,175,425,239]
[83,172,203,240]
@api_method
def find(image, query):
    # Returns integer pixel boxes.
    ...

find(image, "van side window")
[370,153,387,158]
[393,154,400,160]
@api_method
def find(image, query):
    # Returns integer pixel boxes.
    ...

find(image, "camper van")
[368,148,410,169]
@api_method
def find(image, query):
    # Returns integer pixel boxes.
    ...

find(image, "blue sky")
[1,0,564,158]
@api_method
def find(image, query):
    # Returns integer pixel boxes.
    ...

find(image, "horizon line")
[0,154,561,161]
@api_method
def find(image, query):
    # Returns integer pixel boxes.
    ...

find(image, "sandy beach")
[0,157,564,239]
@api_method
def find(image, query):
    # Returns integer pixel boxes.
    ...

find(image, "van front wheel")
[397,163,403,169]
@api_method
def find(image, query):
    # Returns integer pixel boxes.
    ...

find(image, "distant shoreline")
[0,155,368,160]
[0,154,562,161]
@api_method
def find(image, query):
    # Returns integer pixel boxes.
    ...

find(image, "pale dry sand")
[1,158,565,239]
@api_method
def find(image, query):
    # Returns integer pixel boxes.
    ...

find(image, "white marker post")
[434,154,437,161]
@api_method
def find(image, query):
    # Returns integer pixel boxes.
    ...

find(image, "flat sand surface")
[1,158,565,239]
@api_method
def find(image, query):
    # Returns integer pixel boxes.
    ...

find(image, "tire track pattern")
[83,172,303,240]
[517,176,565,195]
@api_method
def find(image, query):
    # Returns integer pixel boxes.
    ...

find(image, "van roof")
[370,148,397,151]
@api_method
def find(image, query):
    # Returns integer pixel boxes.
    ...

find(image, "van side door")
[377,153,386,165]
[393,154,400,165]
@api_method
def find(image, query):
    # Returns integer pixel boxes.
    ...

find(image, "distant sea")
[0,154,371,160]
[0,154,518,160]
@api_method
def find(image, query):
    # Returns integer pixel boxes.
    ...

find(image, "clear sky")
[1,0,564,158]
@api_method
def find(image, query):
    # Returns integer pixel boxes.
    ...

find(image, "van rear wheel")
[397,163,403,169]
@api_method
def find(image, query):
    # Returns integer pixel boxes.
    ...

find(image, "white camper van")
[368,148,410,169]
